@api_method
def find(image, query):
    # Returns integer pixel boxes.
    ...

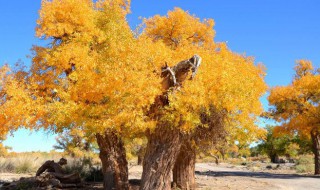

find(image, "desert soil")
[1,163,319,190]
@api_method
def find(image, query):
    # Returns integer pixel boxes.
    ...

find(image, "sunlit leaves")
[31,0,164,136]
[1,1,267,149]
[143,9,267,143]
[269,60,320,137]
[143,7,215,49]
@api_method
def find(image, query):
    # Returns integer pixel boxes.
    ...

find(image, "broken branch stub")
[161,54,202,89]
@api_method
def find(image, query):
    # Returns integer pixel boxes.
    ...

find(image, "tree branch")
[162,66,177,86]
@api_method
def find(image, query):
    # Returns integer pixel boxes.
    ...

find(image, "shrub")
[64,157,103,182]
[0,152,63,173]
[295,155,314,173]
[15,161,34,173]
[296,164,314,173]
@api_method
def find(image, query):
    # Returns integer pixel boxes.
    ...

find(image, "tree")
[124,137,147,165]
[257,126,292,163]
[268,60,320,174]
[33,0,168,189]
[140,8,267,189]
[53,128,98,158]
[1,0,165,189]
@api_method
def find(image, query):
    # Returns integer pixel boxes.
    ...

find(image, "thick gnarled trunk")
[311,130,320,175]
[96,131,129,190]
[173,141,196,190]
[140,55,202,189]
[140,127,182,190]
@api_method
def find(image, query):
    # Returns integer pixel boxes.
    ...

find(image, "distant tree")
[124,137,147,165]
[257,126,292,163]
[53,128,98,158]
[250,146,260,157]
[236,143,251,158]
[269,60,320,174]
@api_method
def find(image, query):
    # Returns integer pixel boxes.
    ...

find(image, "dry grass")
[0,151,104,182]
[0,152,63,173]
[295,154,314,174]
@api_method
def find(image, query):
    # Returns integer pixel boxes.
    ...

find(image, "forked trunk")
[173,141,196,190]
[311,130,320,175]
[140,127,182,190]
[96,131,129,190]
[140,55,201,189]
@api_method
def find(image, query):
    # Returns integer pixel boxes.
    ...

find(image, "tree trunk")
[140,55,201,190]
[137,147,144,165]
[270,154,279,163]
[311,130,320,175]
[96,131,129,190]
[211,154,219,165]
[140,127,182,190]
[173,141,196,190]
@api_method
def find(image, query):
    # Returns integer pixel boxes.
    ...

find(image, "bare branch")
[162,66,177,86]
[189,54,202,79]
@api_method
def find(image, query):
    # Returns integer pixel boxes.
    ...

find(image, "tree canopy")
[268,60,320,174]
[269,60,319,138]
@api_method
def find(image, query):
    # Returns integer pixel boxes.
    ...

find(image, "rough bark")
[173,141,196,190]
[96,131,129,190]
[311,130,320,175]
[140,55,202,190]
[140,127,182,190]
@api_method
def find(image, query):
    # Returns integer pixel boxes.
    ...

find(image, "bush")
[295,155,314,173]
[0,158,15,172]
[296,164,314,173]
[296,155,313,165]
[15,161,34,173]
[0,152,103,181]
[64,157,103,182]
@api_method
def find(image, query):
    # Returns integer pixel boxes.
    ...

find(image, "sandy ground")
[194,163,320,190]
[1,163,320,189]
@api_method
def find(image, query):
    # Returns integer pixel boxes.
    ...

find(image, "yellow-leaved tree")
[33,0,171,189]
[0,0,167,189]
[269,60,320,174]
[139,8,267,189]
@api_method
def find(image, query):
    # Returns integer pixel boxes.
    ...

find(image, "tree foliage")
[256,126,295,162]
[27,0,165,137]
[268,60,320,174]
[143,8,267,139]
[53,128,98,157]
[269,60,319,137]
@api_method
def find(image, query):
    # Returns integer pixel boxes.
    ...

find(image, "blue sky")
[1,0,319,152]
